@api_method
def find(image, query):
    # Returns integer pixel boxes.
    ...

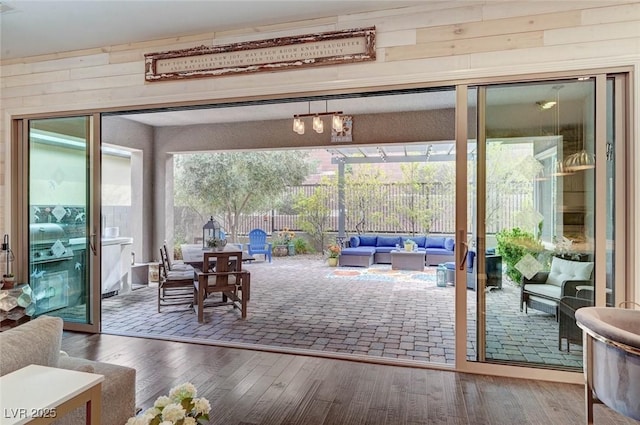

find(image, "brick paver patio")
[101,255,583,368]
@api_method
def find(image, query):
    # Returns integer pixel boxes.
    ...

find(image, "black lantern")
[202,216,222,249]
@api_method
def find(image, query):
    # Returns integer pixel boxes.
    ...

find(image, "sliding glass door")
[24,115,101,332]
[469,75,625,370]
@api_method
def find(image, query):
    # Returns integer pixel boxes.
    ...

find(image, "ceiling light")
[536,100,557,110]
[564,150,595,171]
[293,101,343,135]
[563,121,595,172]
[550,160,573,177]
[312,115,323,133]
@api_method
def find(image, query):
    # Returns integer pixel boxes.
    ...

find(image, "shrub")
[496,227,544,284]
[293,237,313,254]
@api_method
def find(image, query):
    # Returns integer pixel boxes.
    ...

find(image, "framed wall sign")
[145,27,376,82]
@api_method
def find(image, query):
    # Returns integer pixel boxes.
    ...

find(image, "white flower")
[193,397,211,415]
[154,395,172,409]
[125,415,151,425]
[143,407,160,418]
[126,383,210,425]
[161,403,186,423]
[169,382,197,400]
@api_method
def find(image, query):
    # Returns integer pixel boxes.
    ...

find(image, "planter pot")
[327,257,338,267]
[287,243,296,256]
[2,276,15,289]
[273,245,288,257]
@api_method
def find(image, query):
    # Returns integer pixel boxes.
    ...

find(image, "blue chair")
[245,229,272,263]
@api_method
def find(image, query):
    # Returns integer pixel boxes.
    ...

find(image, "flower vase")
[328,257,338,267]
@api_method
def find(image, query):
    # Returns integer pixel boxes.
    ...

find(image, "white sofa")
[520,256,594,317]
[0,316,136,425]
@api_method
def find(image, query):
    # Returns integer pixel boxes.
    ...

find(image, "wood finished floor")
[62,332,638,425]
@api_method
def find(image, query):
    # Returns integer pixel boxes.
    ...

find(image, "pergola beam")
[330,154,459,164]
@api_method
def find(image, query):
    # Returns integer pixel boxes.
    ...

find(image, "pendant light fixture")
[293,100,342,135]
[564,117,595,171]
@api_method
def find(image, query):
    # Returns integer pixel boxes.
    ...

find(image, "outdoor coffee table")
[391,250,426,271]
[0,364,104,425]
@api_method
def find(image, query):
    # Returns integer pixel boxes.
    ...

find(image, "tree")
[174,151,310,241]
[294,178,332,252]
[344,165,388,234]
[388,162,439,235]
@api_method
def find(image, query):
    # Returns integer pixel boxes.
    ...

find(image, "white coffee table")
[391,250,426,271]
[0,364,104,425]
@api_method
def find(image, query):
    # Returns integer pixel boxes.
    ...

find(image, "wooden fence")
[173,182,533,242]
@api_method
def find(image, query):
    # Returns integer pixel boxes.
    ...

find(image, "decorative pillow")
[546,257,594,287]
[425,237,446,248]
[377,236,401,247]
[349,236,360,248]
[444,238,455,251]
[358,235,377,246]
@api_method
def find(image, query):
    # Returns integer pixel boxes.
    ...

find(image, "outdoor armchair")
[245,228,272,262]
[520,256,594,318]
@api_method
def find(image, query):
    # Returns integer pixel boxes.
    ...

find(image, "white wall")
[1,1,639,298]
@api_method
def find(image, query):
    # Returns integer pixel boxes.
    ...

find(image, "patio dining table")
[180,244,243,270]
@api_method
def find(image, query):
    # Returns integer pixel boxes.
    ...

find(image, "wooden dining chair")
[157,247,196,313]
[193,251,249,322]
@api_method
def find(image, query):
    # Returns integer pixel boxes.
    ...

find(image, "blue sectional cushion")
[341,247,376,256]
[411,236,427,248]
[349,236,360,247]
[375,246,396,254]
[444,237,455,251]
[377,236,402,247]
[358,235,378,246]
[426,237,446,248]
[426,248,453,256]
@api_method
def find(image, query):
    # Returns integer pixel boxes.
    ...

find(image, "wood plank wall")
[1,0,639,245]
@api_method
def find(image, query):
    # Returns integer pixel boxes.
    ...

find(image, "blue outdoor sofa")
[339,235,455,267]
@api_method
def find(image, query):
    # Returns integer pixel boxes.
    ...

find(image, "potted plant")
[403,239,416,252]
[273,228,295,257]
[206,237,227,251]
[326,243,341,267]
[2,273,15,289]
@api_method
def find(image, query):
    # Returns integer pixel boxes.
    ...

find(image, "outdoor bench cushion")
[402,236,427,248]
[377,236,402,247]
[424,247,453,256]
[523,283,561,299]
[341,247,376,256]
[358,235,378,246]
[374,246,397,254]
[426,237,446,248]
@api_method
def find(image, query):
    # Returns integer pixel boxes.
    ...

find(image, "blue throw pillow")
[412,236,427,248]
[377,236,401,247]
[425,237,446,248]
[444,238,455,251]
[358,235,377,246]
[349,236,360,247]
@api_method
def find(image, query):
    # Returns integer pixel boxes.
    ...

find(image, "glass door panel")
[28,117,95,326]
[476,79,599,369]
